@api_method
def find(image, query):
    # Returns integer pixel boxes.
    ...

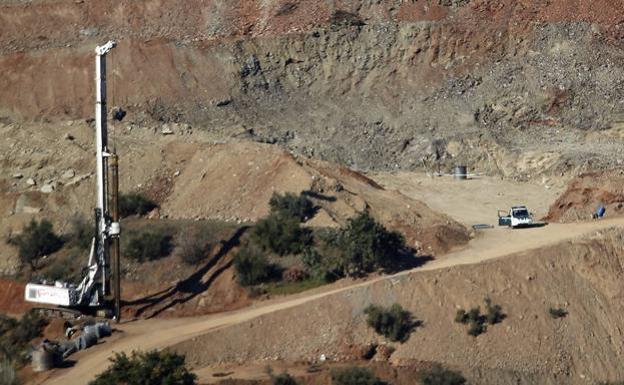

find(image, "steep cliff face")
[1,0,623,176]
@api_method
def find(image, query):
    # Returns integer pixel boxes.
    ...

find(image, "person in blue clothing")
[592,203,606,219]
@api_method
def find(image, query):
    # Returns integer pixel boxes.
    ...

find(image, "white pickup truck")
[498,205,534,228]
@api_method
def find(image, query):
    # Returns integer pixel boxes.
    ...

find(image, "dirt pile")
[545,170,624,222]
[172,228,624,385]
[163,141,470,254]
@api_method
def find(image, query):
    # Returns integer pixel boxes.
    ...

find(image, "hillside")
[1,0,623,177]
[172,227,624,385]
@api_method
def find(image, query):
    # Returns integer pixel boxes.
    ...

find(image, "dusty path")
[45,216,624,385]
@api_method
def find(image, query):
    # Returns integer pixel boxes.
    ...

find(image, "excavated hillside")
[172,228,624,385]
[1,0,624,178]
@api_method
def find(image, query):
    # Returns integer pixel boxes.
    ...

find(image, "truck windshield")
[513,209,530,218]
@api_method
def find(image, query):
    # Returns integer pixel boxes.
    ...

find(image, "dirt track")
[44,216,624,385]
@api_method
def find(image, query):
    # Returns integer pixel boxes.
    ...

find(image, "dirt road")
[45,216,624,385]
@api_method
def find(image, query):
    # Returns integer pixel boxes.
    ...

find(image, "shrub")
[233,244,272,286]
[454,309,468,324]
[364,303,414,343]
[331,367,382,385]
[123,230,173,262]
[467,321,485,337]
[251,213,312,256]
[89,350,196,385]
[69,214,94,250]
[336,212,406,277]
[549,307,568,319]
[420,364,466,385]
[455,299,505,337]
[175,228,212,265]
[485,298,505,324]
[119,192,157,218]
[269,192,316,222]
[282,267,308,283]
[12,219,63,269]
[301,234,344,282]
[45,257,74,282]
[0,311,48,364]
[0,359,17,385]
[271,372,299,385]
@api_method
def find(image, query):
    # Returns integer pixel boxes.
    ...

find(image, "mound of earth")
[545,170,624,222]
[163,141,470,255]
[173,228,624,385]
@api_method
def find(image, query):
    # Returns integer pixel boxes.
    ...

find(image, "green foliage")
[331,367,383,385]
[12,219,63,269]
[89,350,196,385]
[467,321,485,337]
[119,192,158,218]
[455,299,505,337]
[123,229,173,262]
[454,309,467,324]
[335,212,406,277]
[233,244,272,286]
[269,192,316,222]
[420,364,466,385]
[549,307,568,319]
[0,311,48,365]
[271,372,299,385]
[44,257,74,282]
[485,298,504,324]
[69,214,94,250]
[364,304,414,343]
[0,359,17,385]
[251,213,312,256]
[175,227,212,265]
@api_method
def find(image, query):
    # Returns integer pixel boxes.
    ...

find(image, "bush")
[271,372,299,385]
[420,364,466,385]
[44,257,75,282]
[455,299,505,337]
[0,311,48,364]
[12,219,63,269]
[89,350,196,385]
[331,367,382,385]
[123,230,173,262]
[269,192,316,222]
[251,213,312,256]
[69,214,94,250]
[454,309,467,324]
[467,321,485,337]
[233,244,272,286]
[0,359,17,385]
[175,227,212,265]
[301,239,343,282]
[119,192,157,218]
[336,212,406,277]
[549,307,568,319]
[485,298,504,324]
[282,267,308,283]
[364,304,414,343]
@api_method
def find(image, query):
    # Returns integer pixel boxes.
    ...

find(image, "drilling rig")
[24,41,122,320]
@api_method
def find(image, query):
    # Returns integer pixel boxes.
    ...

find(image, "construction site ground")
[38,172,624,385]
